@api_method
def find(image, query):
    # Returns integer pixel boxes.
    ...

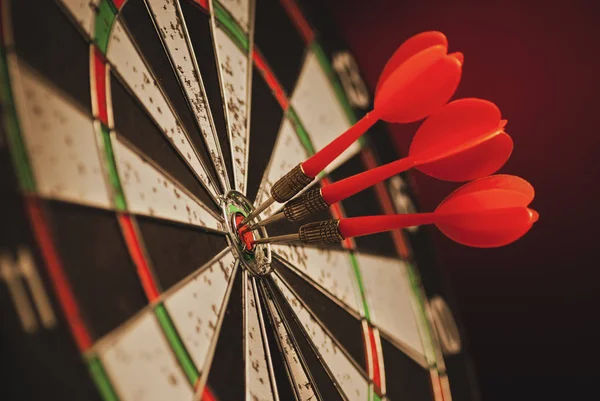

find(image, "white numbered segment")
[245,274,277,401]
[57,0,100,36]
[9,57,112,209]
[291,51,360,173]
[264,294,316,401]
[273,274,369,401]
[218,0,252,33]
[255,119,309,215]
[106,21,218,200]
[146,0,229,189]
[164,251,237,371]
[355,253,428,366]
[98,312,193,401]
[213,27,250,193]
[272,244,363,316]
[112,137,223,232]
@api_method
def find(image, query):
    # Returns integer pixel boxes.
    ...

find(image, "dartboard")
[0,1,479,400]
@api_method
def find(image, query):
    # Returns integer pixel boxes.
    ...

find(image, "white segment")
[265,296,316,401]
[214,27,250,193]
[291,51,360,173]
[99,312,193,401]
[146,0,228,189]
[218,0,251,33]
[356,253,427,361]
[107,21,218,199]
[255,119,309,215]
[273,274,369,401]
[58,0,100,36]
[272,244,363,316]
[10,58,111,208]
[245,276,277,401]
[164,251,236,371]
[112,137,223,231]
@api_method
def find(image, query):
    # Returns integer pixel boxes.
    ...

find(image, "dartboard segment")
[111,136,224,232]
[211,0,254,193]
[271,244,363,316]
[57,0,101,37]
[162,250,237,377]
[144,0,230,192]
[106,19,220,202]
[8,57,112,209]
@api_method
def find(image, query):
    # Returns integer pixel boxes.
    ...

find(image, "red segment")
[118,214,160,301]
[192,0,209,11]
[280,0,314,44]
[26,196,93,351]
[235,213,255,251]
[253,49,289,110]
[112,0,126,9]
[92,47,109,125]
[200,386,217,401]
[360,149,411,258]
[367,326,382,391]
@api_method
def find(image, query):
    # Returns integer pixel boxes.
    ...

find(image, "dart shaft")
[338,213,437,238]
[241,196,275,225]
[248,211,285,230]
[302,110,381,178]
[252,234,300,245]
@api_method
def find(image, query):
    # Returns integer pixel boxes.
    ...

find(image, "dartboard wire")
[271,252,363,320]
[110,132,226,232]
[272,270,371,381]
[209,0,254,194]
[249,275,281,401]
[192,260,242,401]
[102,12,222,205]
[143,0,232,193]
[259,279,322,401]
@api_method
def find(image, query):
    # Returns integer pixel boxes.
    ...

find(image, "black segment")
[380,336,434,401]
[328,154,397,257]
[120,0,220,189]
[206,268,244,400]
[273,258,367,372]
[11,0,91,113]
[257,284,298,401]
[181,0,235,189]
[0,147,103,401]
[247,66,284,202]
[43,201,147,340]
[110,73,219,213]
[267,278,344,401]
[135,216,228,290]
[255,0,306,94]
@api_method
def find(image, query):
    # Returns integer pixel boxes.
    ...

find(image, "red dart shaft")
[321,156,417,205]
[338,213,437,238]
[301,110,381,178]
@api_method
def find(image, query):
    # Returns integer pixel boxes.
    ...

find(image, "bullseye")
[234,213,255,252]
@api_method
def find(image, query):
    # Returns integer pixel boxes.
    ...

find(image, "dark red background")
[325,0,600,399]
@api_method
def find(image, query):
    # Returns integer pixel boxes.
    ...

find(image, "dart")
[251,175,538,248]
[242,31,464,225]
[249,98,512,230]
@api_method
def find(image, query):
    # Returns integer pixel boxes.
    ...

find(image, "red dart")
[302,31,464,178]
[322,98,512,204]
[338,175,538,248]
[243,31,463,226]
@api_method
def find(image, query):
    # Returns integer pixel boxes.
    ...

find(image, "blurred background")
[324,0,600,399]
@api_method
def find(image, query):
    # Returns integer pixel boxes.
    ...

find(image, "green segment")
[214,1,248,52]
[154,304,200,384]
[87,356,120,401]
[100,125,127,210]
[348,252,371,321]
[0,46,35,191]
[287,107,316,155]
[311,42,358,125]
[95,0,117,54]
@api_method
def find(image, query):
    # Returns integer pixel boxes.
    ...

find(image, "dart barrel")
[283,187,329,222]
[271,164,313,203]
[299,220,344,244]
